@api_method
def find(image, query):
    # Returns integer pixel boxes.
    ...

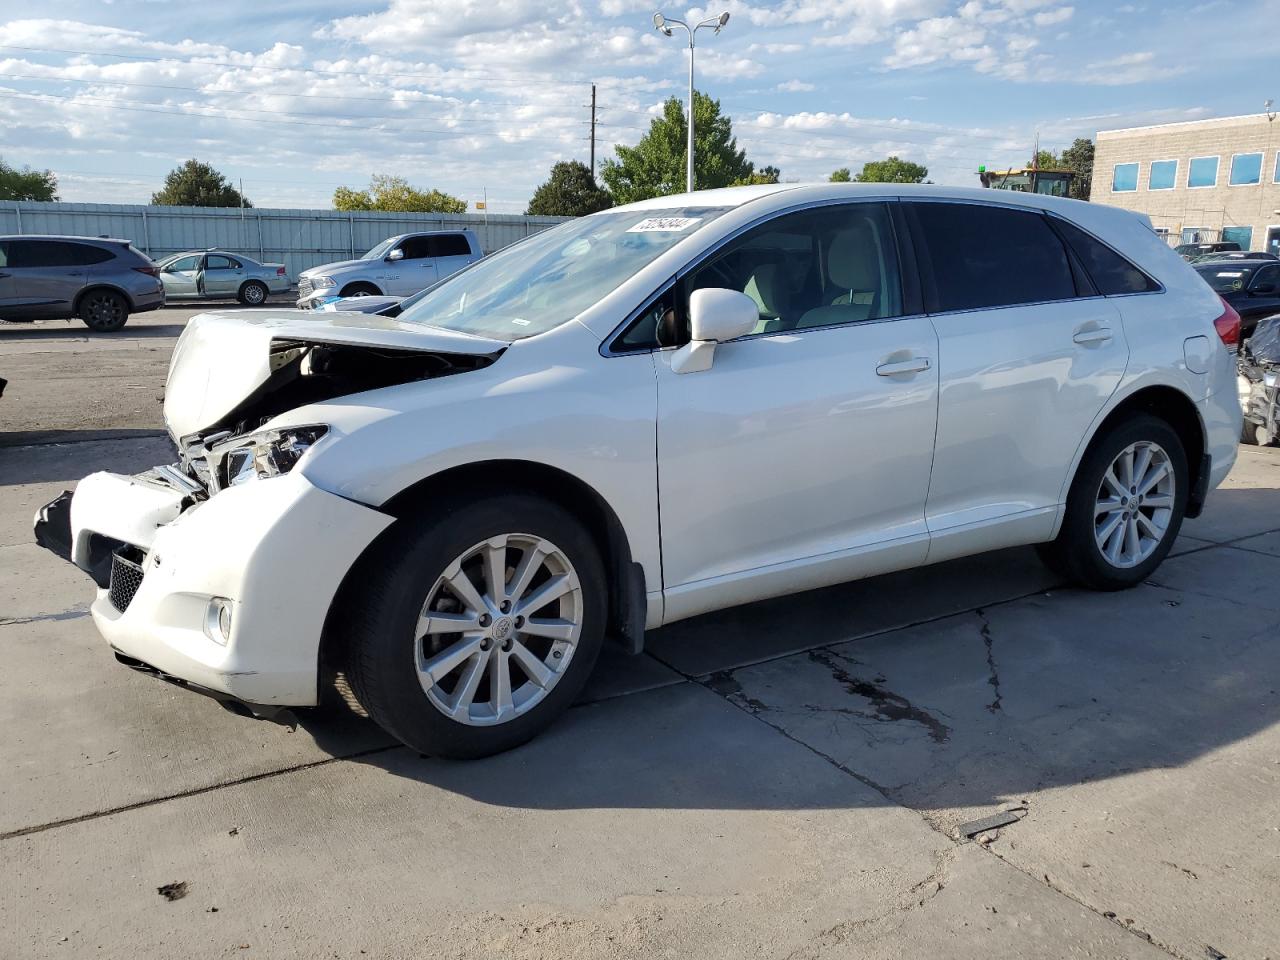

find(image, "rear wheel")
[238,280,268,305]
[78,290,129,332]
[1038,414,1188,590]
[344,493,606,759]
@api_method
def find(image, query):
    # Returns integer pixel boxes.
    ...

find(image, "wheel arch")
[338,280,383,297]
[74,283,136,313]
[319,459,647,696]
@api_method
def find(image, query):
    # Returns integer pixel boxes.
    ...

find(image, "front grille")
[108,547,147,612]
[298,278,314,300]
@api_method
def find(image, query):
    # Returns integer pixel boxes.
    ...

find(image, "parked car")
[1191,250,1279,264]
[1192,258,1280,339]
[1175,241,1241,261]
[295,230,481,308]
[0,235,164,332]
[1237,314,1280,446]
[35,184,1241,759]
[156,250,289,305]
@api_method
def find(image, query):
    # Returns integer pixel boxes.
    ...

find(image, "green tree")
[151,159,250,207]
[0,157,58,201]
[829,167,852,183]
[600,90,754,202]
[333,174,467,214]
[1059,137,1095,201]
[734,164,781,186]
[1031,148,1060,169]
[854,157,928,184]
[525,160,613,217]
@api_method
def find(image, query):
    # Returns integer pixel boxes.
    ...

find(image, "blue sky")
[0,0,1274,212]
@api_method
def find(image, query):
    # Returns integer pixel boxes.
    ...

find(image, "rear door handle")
[1073,326,1113,345]
[876,357,931,377]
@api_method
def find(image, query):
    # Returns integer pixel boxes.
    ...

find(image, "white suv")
[36,184,1242,759]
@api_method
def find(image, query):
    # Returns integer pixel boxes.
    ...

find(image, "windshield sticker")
[1217,271,1245,277]
[627,217,703,233]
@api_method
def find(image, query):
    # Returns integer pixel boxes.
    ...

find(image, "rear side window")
[7,239,113,267]
[67,243,114,265]
[1052,218,1159,295]
[908,202,1076,312]
[427,234,472,257]
[207,255,241,269]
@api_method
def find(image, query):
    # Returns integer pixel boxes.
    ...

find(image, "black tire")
[1241,418,1259,444]
[78,290,129,332]
[343,493,607,759]
[238,280,269,305]
[339,282,379,298]
[1039,414,1189,591]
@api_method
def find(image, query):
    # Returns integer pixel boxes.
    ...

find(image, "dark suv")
[0,235,166,332]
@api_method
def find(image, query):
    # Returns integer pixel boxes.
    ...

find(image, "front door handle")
[876,357,931,377]
[1073,326,1113,345]
[0,271,9,278]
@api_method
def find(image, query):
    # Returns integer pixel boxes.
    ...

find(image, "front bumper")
[37,469,393,707]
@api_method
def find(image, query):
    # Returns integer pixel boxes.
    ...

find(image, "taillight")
[133,265,159,277]
[276,266,286,276]
[1213,297,1241,348]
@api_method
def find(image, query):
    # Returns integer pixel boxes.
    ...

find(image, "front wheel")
[1038,414,1188,590]
[78,290,129,332]
[344,494,607,759]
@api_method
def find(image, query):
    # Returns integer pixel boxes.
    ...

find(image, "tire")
[238,280,269,305]
[1240,418,1260,444]
[78,290,129,332]
[339,282,379,298]
[343,493,607,759]
[1038,414,1188,591]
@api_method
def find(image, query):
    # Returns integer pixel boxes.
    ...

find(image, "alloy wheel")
[415,534,583,726]
[1093,441,1176,569]
[84,294,124,329]
[243,284,265,304]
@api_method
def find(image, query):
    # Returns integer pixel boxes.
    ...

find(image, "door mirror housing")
[671,288,759,374]
[386,248,405,262]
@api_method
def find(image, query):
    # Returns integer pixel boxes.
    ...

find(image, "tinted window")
[1053,218,1158,295]
[1194,264,1258,293]
[427,234,472,258]
[398,236,432,260]
[1250,264,1280,290]
[207,255,240,269]
[7,240,111,267]
[685,202,903,335]
[0,241,7,268]
[909,202,1076,312]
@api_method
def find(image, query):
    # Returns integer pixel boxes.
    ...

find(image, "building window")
[1222,226,1254,250]
[1274,153,1280,183]
[1148,159,1177,190]
[1187,156,1219,188]
[1112,162,1139,192]
[1229,153,1263,186]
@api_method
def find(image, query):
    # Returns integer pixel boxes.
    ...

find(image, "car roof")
[0,234,132,244]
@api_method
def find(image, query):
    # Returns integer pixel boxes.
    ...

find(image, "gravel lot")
[2,305,1278,959]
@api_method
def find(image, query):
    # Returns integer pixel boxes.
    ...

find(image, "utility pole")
[589,83,597,178]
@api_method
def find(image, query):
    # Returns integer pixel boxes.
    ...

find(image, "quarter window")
[1229,153,1263,186]
[1052,218,1159,295]
[1148,160,1177,190]
[1188,156,1219,188]
[684,202,903,336]
[908,202,1076,313]
[1112,162,1139,192]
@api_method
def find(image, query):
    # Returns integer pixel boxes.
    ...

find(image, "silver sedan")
[156,249,290,305]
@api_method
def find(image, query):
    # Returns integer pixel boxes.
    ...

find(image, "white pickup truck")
[296,229,482,308]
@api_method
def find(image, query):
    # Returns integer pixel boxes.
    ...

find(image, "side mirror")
[386,248,404,262]
[671,288,759,374]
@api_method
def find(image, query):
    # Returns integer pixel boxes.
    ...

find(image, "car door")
[652,201,939,621]
[1243,263,1280,332]
[902,200,1128,561]
[161,255,201,298]
[386,235,438,295]
[203,254,244,298]
[427,233,475,282]
[4,240,86,317]
[0,240,13,314]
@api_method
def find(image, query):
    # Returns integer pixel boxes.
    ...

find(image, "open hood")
[164,309,506,439]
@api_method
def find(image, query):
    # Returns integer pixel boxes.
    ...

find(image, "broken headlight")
[210,425,330,490]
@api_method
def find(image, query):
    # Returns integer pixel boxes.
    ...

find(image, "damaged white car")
[35,184,1241,758]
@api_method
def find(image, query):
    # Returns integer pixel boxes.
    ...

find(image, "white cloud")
[777,79,816,91]
[1032,5,1074,25]
[883,16,988,69]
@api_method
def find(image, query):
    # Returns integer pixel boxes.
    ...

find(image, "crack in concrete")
[704,670,770,713]
[806,649,951,744]
[975,607,1003,714]
[0,605,90,627]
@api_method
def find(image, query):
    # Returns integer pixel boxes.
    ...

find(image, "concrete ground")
[2,306,1278,960]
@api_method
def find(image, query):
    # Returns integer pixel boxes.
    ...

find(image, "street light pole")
[653,11,730,193]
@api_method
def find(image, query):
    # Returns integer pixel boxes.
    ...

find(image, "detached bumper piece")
[33,491,75,562]
[107,546,147,612]
[113,652,296,725]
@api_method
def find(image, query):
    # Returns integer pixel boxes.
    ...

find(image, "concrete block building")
[1091,113,1280,255]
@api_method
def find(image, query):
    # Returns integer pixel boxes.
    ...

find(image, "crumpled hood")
[164,309,507,439]
[299,258,367,277]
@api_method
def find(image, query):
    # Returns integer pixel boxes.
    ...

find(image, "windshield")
[1195,264,1259,293]
[396,206,730,339]
[361,238,397,260]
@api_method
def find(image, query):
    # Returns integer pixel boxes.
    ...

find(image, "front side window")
[908,202,1076,313]
[397,236,432,260]
[165,255,200,273]
[396,206,731,340]
[361,238,396,260]
[1250,263,1279,291]
[1188,156,1219,188]
[1112,162,1139,192]
[1229,153,1263,186]
[1148,160,1177,190]
[684,202,903,335]
[1053,218,1158,295]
